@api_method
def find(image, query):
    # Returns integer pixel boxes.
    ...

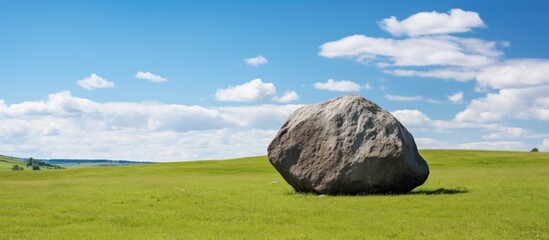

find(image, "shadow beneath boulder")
[284,187,468,197]
[408,187,468,195]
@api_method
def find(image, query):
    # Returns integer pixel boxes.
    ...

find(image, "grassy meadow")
[0,150,548,239]
[0,155,26,171]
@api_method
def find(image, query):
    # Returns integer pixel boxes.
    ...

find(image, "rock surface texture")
[268,95,429,194]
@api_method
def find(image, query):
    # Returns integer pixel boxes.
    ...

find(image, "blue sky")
[1,1,549,161]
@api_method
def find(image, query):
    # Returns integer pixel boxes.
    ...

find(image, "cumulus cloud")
[385,61,549,124]
[215,79,277,102]
[476,59,549,89]
[76,73,115,90]
[414,137,448,149]
[320,8,549,136]
[215,79,299,103]
[455,85,549,123]
[542,139,549,150]
[448,92,464,104]
[135,71,167,83]
[392,108,529,141]
[2,126,281,162]
[392,109,431,126]
[389,108,542,151]
[379,9,486,37]
[313,79,367,92]
[0,91,302,161]
[244,55,268,66]
[481,126,527,140]
[385,94,423,102]
[274,90,299,103]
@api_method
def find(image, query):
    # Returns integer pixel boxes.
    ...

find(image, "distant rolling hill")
[0,155,26,171]
[0,154,154,169]
[46,159,155,167]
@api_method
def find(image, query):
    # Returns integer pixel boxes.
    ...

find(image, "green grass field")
[1,150,548,239]
[0,155,26,171]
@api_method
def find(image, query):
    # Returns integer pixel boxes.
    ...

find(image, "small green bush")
[32,163,40,171]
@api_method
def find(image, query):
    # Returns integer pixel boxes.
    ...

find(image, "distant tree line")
[11,157,65,171]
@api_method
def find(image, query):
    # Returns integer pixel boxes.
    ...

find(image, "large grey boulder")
[267,95,429,194]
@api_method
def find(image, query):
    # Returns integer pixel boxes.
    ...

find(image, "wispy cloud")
[313,79,368,92]
[135,71,167,83]
[384,68,477,82]
[456,141,526,150]
[244,55,268,66]
[319,35,500,67]
[76,73,115,90]
[385,94,423,102]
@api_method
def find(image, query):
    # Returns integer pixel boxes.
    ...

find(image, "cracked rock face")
[268,95,429,195]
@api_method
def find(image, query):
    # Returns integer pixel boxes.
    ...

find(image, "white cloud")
[274,90,299,103]
[0,91,302,161]
[384,68,477,82]
[481,126,527,140]
[215,79,277,102]
[415,137,447,149]
[383,59,549,90]
[542,139,549,150]
[476,59,549,89]
[390,109,534,151]
[135,71,167,83]
[385,94,423,102]
[426,98,444,104]
[390,108,539,152]
[456,141,526,151]
[319,9,549,136]
[313,79,364,92]
[379,9,486,37]
[1,126,280,162]
[1,91,541,161]
[391,109,530,140]
[392,109,431,126]
[448,92,464,104]
[500,41,511,47]
[319,35,500,67]
[455,85,549,123]
[76,73,115,90]
[244,55,268,66]
[384,60,549,124]
[215,79,298,103]
[218,104,302,129]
